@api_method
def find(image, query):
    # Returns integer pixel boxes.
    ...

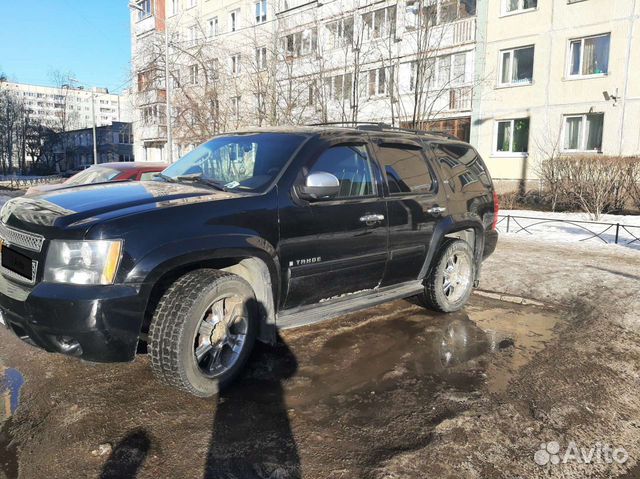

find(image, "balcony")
[423,16,476,50]
[138,124,167,143]
[134,15,156,37]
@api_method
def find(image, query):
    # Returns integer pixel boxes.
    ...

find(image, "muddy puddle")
[0,295,563,478]
[0,366,23,479]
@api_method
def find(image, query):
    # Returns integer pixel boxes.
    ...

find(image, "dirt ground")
[1,237,640,479]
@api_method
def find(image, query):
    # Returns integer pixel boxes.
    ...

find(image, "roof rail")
[307,121,459,140]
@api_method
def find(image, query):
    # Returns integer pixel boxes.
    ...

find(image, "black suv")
[0,125,498,397]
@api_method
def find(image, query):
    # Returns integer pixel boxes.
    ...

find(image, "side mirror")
[297,171,340,201]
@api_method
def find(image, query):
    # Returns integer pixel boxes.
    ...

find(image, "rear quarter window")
[376,145,434,194]
[432,143,491,190]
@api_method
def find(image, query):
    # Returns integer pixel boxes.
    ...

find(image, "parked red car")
[26,162,168,196]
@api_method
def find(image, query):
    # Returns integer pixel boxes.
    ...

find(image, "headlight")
[44,240,123,285]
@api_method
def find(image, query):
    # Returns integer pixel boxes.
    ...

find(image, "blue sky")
[0,1,131,93]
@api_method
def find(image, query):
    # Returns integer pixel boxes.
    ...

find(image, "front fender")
[126,234,281,303]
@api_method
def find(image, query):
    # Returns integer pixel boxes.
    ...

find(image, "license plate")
[1,244,33,281]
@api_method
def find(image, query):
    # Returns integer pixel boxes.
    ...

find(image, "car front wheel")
[148,269,257,397]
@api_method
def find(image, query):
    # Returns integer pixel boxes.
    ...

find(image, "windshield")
[65,166,121,185]
[161,133,306,191]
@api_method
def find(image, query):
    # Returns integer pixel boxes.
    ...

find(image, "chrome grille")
[0,257,38,286]
[0,222,44,252]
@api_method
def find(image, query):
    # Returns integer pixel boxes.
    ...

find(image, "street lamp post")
[129,1,174,163]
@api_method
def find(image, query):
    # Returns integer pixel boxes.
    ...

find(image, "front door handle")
[427,206,447,216]
[359,214,385,225]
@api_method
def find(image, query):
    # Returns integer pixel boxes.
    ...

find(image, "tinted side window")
[434,143,491,188]
[377,146,433,194]
[310,145,376,198]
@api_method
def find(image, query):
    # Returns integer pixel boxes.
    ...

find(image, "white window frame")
[326,16,354,49]
[493,118,530,156]
[567,33,610,79]
[136,0,153,20]
[230,9,239,32]
[498,45,534,87]
[501,0,537,16]
[188,25,199,46]
[187,0,197,8]
[362,6,396,41]
[231,96,241,120]
[325,73,353,102]
[255,0,267,24]
[189,64,199,85]
[256,46,268,70]
[168,0,179,17]
[368,66,393,97]
[230,54,241,75]
[208,17,219,37]
[561,113,604,152]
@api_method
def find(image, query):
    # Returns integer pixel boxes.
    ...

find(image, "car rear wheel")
[148,269,257,397]
[419,239,475,313]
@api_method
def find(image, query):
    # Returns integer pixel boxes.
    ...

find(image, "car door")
[278,140,388,309]
[372,137,448,287]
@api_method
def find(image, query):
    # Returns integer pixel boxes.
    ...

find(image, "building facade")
[52,122,134,171]
[130,0,479,162]
[472,0,640,191]
[0,81,132,131]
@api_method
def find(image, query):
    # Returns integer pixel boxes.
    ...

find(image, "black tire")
[419,239,475,313]
[148,269,257,397]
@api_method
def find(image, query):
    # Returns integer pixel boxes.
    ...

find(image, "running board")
[277,281,424,330]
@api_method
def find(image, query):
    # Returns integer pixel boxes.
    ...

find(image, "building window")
[563,113,604,151]
[189,64,199,85]
[188,25,199,45]
[283,28,317,57]
[137,0,153,20]
[503,0,537,14]
[230,10,239,32]
[231,96,241,120]
[499,46,534,86]
[495,118,530,154]
[368,67,393,97]
[168,0,179,16]
[207,58,220,81]
[326,16,354,48]
[137,70,153,92]
[362,6,396,40]
[324,73,353,101]
[255,0,267,24]
[437,53,467,87]
[187,0,196,8]
[569,33,610,77]
[440,0,476,23]
[208,17,219,37]
[230,54,241,74]
[255,47,268,70]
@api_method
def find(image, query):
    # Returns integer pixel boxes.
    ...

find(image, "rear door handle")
[359,214,385,224]
[427,206,447,216]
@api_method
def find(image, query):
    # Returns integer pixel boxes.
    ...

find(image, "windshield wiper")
[175,174,229,192]
[156,173,177,183]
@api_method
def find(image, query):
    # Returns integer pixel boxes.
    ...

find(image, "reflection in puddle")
[1,367,24,479]
[283,297,560,405]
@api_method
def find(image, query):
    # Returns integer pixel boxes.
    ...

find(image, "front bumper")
[0,278,146,362]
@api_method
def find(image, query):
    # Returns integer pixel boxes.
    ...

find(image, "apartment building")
[0,81,131,131]
[471,0,640,191]
[52,122,135,170]
[130,0,479,162]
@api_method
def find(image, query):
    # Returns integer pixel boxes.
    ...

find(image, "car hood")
[1,181,240,233]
